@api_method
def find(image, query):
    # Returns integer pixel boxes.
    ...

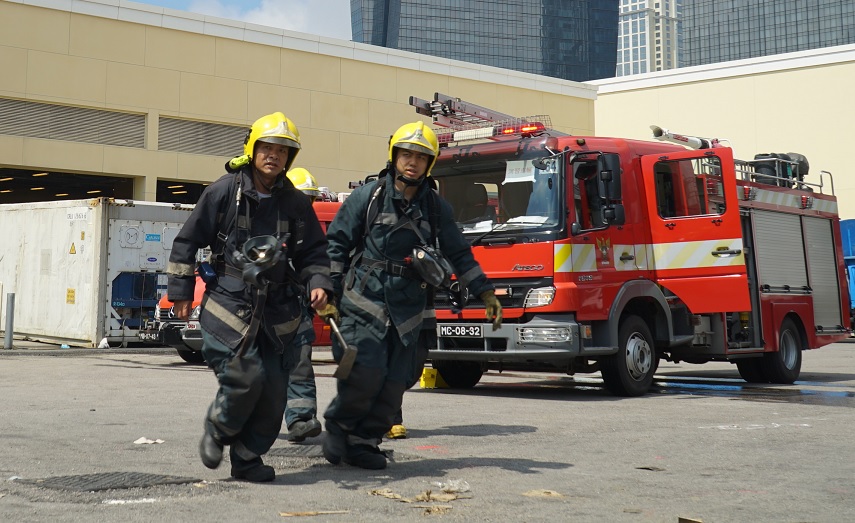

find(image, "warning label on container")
[69,243,76,254]
[66,289,75,304]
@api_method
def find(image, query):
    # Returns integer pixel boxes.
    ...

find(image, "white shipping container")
[0,198,194,347]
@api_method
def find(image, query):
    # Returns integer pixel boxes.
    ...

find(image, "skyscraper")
[680,0,855,67]
[615,0,681,76]
[351,0,620,82]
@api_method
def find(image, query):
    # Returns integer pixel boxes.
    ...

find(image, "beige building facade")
[1,0,853,217]
[590,44,855,217]
[0,0,595,203]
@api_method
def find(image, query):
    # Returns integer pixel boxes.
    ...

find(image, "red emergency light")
[499,122,546,136]
[432,116,551,145]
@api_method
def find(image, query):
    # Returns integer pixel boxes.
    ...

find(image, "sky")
[136,0,353,40]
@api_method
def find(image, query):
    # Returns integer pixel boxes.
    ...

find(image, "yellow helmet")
[388,121,440,175]
[243,112,301,172]
[286,167,319,198]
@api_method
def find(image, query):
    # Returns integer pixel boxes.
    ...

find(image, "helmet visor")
[394,142,436,158]
[257,136,301,150]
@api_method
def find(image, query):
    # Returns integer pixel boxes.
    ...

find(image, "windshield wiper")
[470,223,515,247]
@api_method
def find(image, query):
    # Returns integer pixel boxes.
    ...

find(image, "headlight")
[189,305,202,321]
[523,286,555,308]
[518,327,572,343]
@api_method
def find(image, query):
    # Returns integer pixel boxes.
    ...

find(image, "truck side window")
[572,162,603,229]
[653,157,725,218]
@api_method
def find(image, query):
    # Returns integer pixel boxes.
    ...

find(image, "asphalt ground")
[1,337,854,522]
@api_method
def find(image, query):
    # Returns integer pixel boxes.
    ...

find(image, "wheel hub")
[625,333,652,380]
[780,329,798,369]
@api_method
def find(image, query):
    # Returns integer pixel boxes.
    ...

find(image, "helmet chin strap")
[395,172,424,187]
[253,169,277,192]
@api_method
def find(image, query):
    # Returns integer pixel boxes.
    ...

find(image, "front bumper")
[138,327,162,343]
[430,314,582,362]
[160,322,203,352]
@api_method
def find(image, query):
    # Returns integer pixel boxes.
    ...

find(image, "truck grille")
[157,307,184,323]
[434,277,553,310]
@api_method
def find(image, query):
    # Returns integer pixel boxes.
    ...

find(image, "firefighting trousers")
[323,328,427,447]
[284,340,318,428]
[201,328,291,462]
[391,335,429,426]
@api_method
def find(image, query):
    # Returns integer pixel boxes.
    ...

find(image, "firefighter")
[282,167,323,442]
[323,121,502,469]
[167,112,336,482]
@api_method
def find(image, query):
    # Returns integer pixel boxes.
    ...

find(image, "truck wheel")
[433,360,484,389]
[762,317,802,383]
[177,350,205,364]
[601,315,655,397]
[736,358,769,383]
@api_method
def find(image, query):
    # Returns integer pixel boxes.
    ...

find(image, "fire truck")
[412,93,850,396]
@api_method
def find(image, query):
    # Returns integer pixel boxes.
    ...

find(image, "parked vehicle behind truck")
[839,218,855,331]
[141,200,341,362]
[412,93,850,396]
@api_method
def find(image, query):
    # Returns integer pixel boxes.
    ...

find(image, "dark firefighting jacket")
[167,167,333,351]
[326,170,493,348]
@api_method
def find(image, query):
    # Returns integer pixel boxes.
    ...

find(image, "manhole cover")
[268,445,325,458]
[267,446,398,461]
[18,472,201,492]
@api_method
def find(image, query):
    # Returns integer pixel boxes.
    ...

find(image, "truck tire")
[736,358,769,383]
[601,315,656,397]
[433,360,484,389]
[177,349,205,364]
[762,317,802,383]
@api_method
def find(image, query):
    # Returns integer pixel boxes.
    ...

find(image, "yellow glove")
[480,290,502,331]
[317,303,340,325]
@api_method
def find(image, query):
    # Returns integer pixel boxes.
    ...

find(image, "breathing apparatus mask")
[410,245,454,290]
[232,235,288,288]
[447,280,470,314]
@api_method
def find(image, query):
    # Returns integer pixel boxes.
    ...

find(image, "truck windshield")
[433,153,563,238]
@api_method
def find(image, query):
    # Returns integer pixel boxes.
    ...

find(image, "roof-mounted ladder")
[409,92,552,144]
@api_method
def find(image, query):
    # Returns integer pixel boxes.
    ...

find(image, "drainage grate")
[267,446,398,461]
[18,472,201,492]
[267,445,326,458]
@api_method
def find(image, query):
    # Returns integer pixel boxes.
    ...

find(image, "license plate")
[439,325,483,338]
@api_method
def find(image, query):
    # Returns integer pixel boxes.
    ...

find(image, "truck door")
[640,148,751,312]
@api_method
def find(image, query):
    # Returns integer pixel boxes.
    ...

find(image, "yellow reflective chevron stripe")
[650,238,745,269]
[554,244,572,272]
[554,244,597,273]
[554,239,745,272]
[743,187,837,213]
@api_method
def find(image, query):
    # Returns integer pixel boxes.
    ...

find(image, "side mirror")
[597,153,622,200]
[602,204,625,226]
[570,222,582,236]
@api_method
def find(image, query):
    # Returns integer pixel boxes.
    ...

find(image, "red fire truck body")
[425,113,849,396]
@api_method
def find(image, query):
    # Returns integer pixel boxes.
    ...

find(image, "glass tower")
[680,0,855,67]
[351,0,620,82]
[616,0,681,76]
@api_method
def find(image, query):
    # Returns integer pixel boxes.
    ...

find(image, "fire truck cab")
[419,94,849,396]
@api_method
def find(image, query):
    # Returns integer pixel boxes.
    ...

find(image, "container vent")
[0,98,144,148]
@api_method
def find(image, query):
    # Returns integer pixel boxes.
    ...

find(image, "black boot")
[343,445,387,470]
[322,431,346,465]
[198,432,223,469]
[287,418,322,443]
[231,457,275,482]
